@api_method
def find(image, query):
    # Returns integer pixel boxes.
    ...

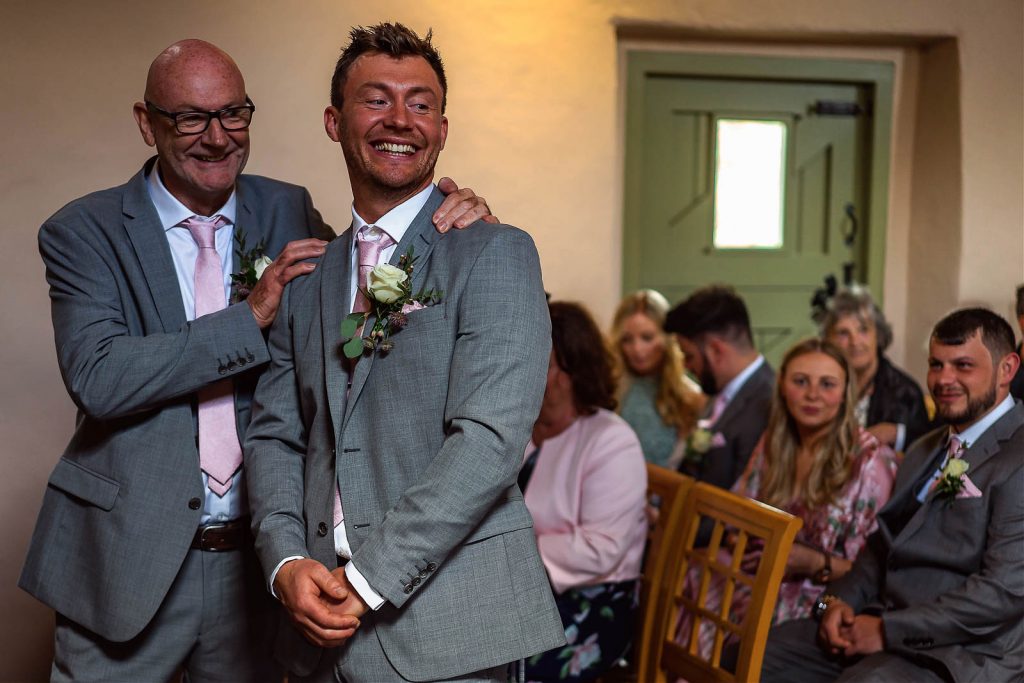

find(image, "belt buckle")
[199,522,231,551]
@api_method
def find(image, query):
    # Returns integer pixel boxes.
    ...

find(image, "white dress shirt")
[146,165,245,525]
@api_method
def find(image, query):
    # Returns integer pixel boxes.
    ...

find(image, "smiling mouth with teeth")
[196,155,228,162]
[375,142,416,155]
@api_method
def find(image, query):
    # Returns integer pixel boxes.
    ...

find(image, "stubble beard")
[936,380,998,427]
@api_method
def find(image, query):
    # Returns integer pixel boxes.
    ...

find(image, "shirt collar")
[146,162,237,230]
[350,183,433,247]
[720,354,765,404]
[951,393,1016,449]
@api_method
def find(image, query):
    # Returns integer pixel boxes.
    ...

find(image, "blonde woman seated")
[678,338,898,654]
[611,290,705,468]
[520,302,648,683]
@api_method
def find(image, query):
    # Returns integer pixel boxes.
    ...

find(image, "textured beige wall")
[1,0,1021,679]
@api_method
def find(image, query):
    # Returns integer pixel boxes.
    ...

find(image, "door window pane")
[713,119,786,249]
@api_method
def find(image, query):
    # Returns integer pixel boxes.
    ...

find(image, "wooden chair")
[647,482,802,682]
[602,464,693,683]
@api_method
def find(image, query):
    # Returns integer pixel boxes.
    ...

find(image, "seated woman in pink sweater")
[519,301,648,683]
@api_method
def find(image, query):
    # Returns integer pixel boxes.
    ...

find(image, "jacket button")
[426,562,437,572]
[218,366,227,376]
[237,357,247,366]
[188,497,201,510]
[226,360,237,370]
[317,522,329,537]
[404,585,414,594]
[411,576,421,586]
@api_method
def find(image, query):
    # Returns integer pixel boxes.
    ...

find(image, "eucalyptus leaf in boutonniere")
[229,228,272,303]
[340,246,442,358]
[935,453,970,504]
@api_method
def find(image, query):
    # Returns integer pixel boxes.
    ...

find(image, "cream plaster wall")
[1,0,1021,680]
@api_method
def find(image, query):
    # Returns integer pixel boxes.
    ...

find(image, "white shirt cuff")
[345,562,386,611]
[268,555,306,598]
[894,423,907,452]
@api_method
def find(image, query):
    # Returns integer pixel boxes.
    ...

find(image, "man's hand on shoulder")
[433,177,499,232]
[273,558,360,648]
[247,238,327,329]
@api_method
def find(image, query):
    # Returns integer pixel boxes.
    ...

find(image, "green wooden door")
[624,54,892,366]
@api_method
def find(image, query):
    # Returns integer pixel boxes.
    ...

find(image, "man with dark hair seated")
[664,284,774,490]
[759,307,1024,682]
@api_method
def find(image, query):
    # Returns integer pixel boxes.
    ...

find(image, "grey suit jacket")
[19,158,332,642]
[832,402,1024,682]
[684,360,774,491]
[245,188,565,680]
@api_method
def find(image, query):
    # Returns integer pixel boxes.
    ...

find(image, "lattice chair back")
[654,482,802,682]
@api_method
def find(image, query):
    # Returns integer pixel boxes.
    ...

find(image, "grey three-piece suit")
[20,158,331,678]
[245,188,565,681]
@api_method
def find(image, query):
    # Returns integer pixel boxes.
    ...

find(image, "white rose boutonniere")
[935,455,970,504]
[230,228,269,303]
[681,420,726,467]
[253,255,273,280]
[341,247,442,358]
[366,264,407,304]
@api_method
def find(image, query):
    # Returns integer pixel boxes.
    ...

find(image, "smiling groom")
[245,23,565,682]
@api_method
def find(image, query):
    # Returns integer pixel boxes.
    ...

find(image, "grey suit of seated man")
[759,308,1024,683]
[244,22,565,683]
[20,38,492,682]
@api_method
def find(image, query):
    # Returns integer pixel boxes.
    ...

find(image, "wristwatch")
[813,593,838,620]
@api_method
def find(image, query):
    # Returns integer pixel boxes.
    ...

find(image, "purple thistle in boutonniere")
[229,228,272,303]
[935,443,970,504]
[340,246,442,358]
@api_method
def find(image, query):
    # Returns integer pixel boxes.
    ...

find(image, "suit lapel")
[715,362,769,430]
[323,227,355,446]
[123,162,187,333]
[342,188,445,431]
[231,180,259,276]
[897,404,1024,541]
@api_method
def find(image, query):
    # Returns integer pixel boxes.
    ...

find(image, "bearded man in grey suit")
[20,38,492,682]
[760,307,1023,682]
[245,23,565,682]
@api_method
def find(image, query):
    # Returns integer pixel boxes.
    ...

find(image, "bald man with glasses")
[20,38,493,682]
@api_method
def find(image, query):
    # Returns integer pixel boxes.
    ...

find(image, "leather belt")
[191,518,249,552]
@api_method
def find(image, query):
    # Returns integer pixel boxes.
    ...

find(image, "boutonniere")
[935,453,970,504]
[340,247,442,358]
[682,420,726,465]
[229,228,272,303]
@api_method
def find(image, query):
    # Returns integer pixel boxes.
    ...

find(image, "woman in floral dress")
[678,338,898,654]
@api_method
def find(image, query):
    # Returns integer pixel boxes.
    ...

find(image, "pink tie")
[706,392,729,426]
[184,216,242,497]
[353,225,396,313]
[334,225,396,528]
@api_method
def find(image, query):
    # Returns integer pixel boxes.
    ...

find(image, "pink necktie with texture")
[185,215,242,497]
[706,391,729,426]
[334,225,397,528]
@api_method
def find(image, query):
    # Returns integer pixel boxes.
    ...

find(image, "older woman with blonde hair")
[611,289,705,467]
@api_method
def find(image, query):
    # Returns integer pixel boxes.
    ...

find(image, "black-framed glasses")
[145,97,256,134]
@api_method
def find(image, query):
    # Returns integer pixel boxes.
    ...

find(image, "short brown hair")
[330,22,447,112]
[549,301,618,415]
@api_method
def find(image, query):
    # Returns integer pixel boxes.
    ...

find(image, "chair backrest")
[632,464,694,682]
[651,482,802,683]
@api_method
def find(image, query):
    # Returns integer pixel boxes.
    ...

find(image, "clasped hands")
[273,558,369,648]
[818,599,885,658]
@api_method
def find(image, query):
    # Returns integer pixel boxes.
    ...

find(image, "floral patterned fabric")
[677,431,898,654]
[526,580,639,682]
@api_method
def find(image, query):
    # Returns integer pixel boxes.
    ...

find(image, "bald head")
[145,39,245,107]
[133,39,252,216]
